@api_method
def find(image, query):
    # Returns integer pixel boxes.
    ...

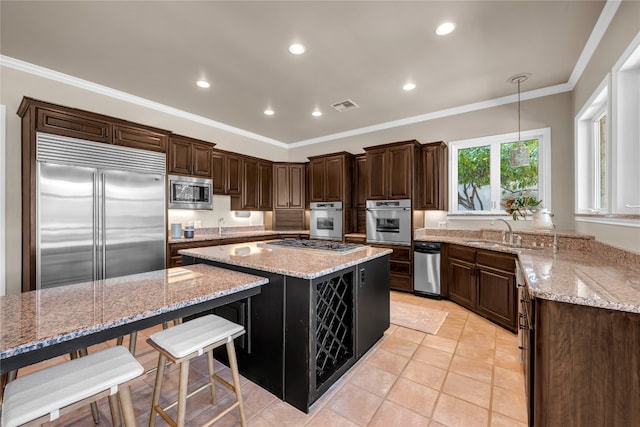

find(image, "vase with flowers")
[501,191,542,220]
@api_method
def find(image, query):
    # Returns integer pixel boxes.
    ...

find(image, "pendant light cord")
[517,78,522,149]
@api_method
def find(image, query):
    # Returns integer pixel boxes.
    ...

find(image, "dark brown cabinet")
[353,154,367,233]
[364,140,420,201]
[420,141,448,210]
[113,123,169,153]
[273,163,306,230]
[445,244,517,332]
[34,105,111,144]
[307,152,352,202]
[168,135,213,177]
[370,244,413,292]
[232,157,272,211]
[212,150,242,195]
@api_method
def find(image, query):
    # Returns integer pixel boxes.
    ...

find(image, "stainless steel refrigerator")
[36,133,166,289]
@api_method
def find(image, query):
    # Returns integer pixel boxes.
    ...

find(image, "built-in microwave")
[168,175,213,210]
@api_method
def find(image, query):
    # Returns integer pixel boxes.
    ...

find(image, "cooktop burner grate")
[259,239,365,254]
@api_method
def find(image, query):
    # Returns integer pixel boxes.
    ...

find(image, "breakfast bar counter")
[0,264,268,374]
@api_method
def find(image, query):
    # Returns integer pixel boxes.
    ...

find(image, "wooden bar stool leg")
[108,393,123,427]
[119,385,137,427]
[176,359,190,427]
[226,341,247,427]
[128,331,138,356]
[206,350,216,403]
[149,353,167,427]
[76,348,102,425]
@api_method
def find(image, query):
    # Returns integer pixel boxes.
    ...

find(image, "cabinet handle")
[518,313,529,330]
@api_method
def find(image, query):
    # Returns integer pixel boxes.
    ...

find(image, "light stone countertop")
[0,264,268,361]
[415,232,640,313]
[180,241,393,280]
[169,229,309,244]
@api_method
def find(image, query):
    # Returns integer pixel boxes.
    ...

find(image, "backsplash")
[168,195,264,229]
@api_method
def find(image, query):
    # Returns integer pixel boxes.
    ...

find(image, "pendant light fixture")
[509,74,530,168]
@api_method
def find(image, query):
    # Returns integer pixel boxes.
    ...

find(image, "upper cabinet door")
[366,148,387,200]
[212,151,226,194]
[168,139,192,175]
[241,158,259,210]
[324,155,344,201]
[288,164,305,209]
[225,154,242,196]
[388,145,412,199]
[274,164,291,209]
[191,143,212,177]
[420,142,448,210]
[258,161,273,210]
[354,154,368,208]
[308,159,326,203]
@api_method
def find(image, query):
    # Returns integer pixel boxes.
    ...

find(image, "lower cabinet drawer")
[390,274,413,292]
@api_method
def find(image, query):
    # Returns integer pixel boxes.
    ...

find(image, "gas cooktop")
[258,239,366,254]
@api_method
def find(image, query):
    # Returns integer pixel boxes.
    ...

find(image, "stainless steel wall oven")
[365,199,411,246]
[309,202,343,240]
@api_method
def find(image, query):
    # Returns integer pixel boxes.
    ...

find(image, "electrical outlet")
[438,221,447,229]
[194,220,202,228]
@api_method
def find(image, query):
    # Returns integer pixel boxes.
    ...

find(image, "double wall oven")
[309,201,343,241]
[366,199,412,246]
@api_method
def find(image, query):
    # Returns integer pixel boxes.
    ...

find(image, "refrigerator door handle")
[93,172,99,281]
[100,172,107,280]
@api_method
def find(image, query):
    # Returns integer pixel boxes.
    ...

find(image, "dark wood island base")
[181,243,391,413]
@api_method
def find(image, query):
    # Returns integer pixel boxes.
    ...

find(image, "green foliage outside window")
[457,139,539,212]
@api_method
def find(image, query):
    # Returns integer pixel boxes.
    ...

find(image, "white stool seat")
[1,345,144,427]
[147,314,247,427]
[149,314,244,358]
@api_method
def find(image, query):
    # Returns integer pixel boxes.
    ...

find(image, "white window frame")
[611,32,640,215]
[448,127,551,217]
[0,105,5,296]
[575,76,610,214]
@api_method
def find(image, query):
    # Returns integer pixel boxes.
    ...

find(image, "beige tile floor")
[14,291,527,426]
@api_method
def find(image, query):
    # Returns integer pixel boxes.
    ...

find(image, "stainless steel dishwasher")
[413,242,441,299]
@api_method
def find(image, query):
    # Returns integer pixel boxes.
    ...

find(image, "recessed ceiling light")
[436,22,456,36]
[264,108,275,116]
[312,110,322,117]
[196,80,210,88]
[289,43,306,55]
[403,83,416,91]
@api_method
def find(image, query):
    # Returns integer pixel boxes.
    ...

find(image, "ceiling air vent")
[331,99,360,112]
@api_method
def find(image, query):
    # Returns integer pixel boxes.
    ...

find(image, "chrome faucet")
[492,218,514,245]
[218,217,225,236]
[551,223,559,254]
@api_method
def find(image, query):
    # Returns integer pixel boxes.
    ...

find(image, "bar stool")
[147,314,247,427]
[1,345,144,427]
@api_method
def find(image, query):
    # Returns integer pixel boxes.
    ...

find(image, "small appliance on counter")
[170,223,182,239]
[184,225,194,239]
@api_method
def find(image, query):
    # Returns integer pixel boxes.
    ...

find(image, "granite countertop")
[169,229,309,244]
[415,232,640,314]
[0,264,268,360]
[180,241,393,280]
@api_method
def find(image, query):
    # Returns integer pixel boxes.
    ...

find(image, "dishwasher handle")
[414,242,441,253]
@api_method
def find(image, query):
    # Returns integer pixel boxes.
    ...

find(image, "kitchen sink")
[464,240,506,247]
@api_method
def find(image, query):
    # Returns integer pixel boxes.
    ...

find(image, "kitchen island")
[180,240,392,413]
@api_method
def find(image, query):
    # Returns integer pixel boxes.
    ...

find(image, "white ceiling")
[0,1,605,146]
